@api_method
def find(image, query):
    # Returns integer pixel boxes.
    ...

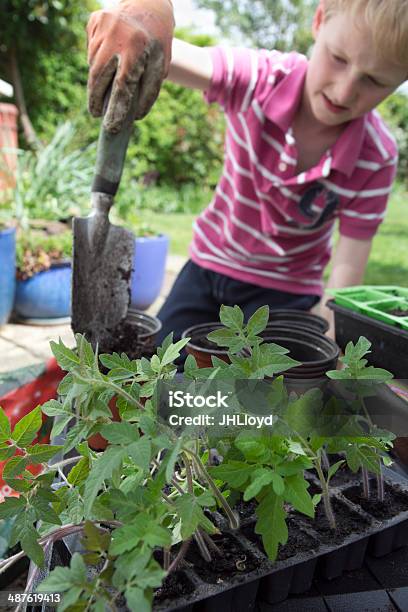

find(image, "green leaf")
[41,399,70,417]
[0,406,11,442]
[50,338,80,371]
[255,489,287,560]
[210,461,254,488]
[160,338,190,367]
[84,446,127,517]
[67,457,90,486]
[15,513,44,567]
[246,305,270,336]
[0,445,17,461]
[125,587,152,612]
[110,515,171,555]
[284,474,315,518]
[244,468,275,501]
[63,421,89,454]
[207,328,238,347]
[174,493,218,539]
[327,460,345,483]
[3,455,29,479]
[219,304,244,331]
[0,496,25,519]
[164,438,182,483]
[40,552,86,592]
[127,437,152,473]
[27,444,63,464]
[99,422,139,445]
[50,414,73,438]
[12,406,42,447]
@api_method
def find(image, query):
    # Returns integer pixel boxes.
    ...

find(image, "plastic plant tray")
[327,286,408,331]
[26,468,408,612]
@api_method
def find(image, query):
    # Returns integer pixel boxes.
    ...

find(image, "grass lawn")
[138,183,408,286]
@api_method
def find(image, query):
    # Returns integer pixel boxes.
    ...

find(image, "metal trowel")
[71,99,137,350]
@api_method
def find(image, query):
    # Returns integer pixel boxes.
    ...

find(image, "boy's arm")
[321,235,373,339]
[167,39,213,91]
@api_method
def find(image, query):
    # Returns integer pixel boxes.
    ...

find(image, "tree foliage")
[0,0,98,142]
[195,0,315,52]
[378,93,408,185]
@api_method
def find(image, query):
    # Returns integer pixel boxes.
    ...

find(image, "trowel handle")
[92,95,139,197]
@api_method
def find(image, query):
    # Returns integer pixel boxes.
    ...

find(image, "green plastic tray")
[327,286,408,331]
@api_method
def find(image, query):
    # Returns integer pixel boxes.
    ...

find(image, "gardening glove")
[87,0,175,133]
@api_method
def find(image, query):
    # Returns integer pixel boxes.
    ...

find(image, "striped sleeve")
[204,47,282,114]
[338,161,398,240]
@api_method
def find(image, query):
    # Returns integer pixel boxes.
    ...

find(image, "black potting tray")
[328,300,408,379]
[25,467,408,612]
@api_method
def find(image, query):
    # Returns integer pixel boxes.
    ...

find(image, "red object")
[0,358,65,498]
[0,103,18,191]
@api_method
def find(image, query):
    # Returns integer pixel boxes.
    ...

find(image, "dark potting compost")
[342,481,408,521]
[301,497,372,545]
[242,517,319,561]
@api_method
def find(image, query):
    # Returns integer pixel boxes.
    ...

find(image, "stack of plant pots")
[183,309,339,378]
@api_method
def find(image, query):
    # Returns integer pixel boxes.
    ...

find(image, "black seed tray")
[26,468,408,612]
[327,299,408,378]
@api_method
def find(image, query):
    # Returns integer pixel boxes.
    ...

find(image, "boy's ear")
[312,0,325,39]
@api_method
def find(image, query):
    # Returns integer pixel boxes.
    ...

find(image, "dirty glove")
[87,0,174,133]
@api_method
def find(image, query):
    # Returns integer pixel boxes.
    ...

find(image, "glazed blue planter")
[0,227,16,325]
[130,234,169,311]
[14,262,71,320]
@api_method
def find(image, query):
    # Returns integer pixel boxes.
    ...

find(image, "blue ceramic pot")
[131,234,169,311]
[14,261,72,320]
[0,226,16,325]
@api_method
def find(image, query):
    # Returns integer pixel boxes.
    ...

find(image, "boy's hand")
[87,0,174,133]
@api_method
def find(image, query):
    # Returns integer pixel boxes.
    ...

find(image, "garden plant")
[0,306,405,611]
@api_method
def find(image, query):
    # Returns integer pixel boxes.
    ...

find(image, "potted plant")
[0,122,94,323]
[113,205,169,311]
[0,221,16,326]
[14,225,72,322]
[0,306,406,611]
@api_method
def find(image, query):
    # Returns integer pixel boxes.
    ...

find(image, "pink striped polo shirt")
[189,47,398,296]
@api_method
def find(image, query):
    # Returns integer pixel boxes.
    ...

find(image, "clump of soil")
[154,570,195,604]
[388,308,408,317]
[301,497,371,544]
[341,481,408,521]
[235,498,257,522]
[185,533,260,584]
[242,517,319,561]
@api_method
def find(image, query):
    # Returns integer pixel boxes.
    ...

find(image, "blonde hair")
[323,0,408,66]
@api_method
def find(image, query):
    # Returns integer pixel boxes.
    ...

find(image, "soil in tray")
[300,497,372,544]
[341,480,408,521]
[235,498,257,521]
[241,517,319,561]
[154,570,195,605]
[185,533,260,585]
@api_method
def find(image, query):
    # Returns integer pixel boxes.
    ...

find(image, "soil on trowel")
[154,570,195,605]
[300,497,372,544]
[342,481,408,520]
[80,320,154,360]
[242,517,319,561]
[185,533,260,584]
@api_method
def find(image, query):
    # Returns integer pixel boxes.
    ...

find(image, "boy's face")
[305,5,407,127]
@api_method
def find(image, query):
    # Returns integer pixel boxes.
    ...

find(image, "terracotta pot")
[182,322,230,368]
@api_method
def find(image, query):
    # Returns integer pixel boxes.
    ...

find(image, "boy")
[86,0,407,346]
